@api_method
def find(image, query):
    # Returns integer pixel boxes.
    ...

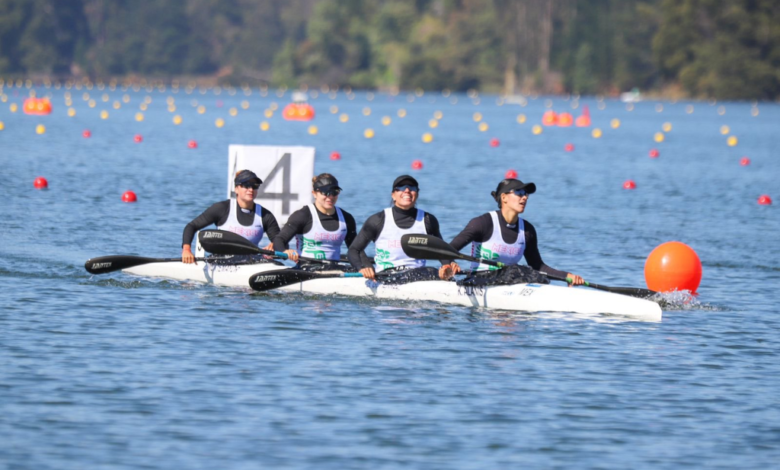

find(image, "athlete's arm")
[449,214,492,252]
[523,221,569,279]
[271,208,311,251]
[182,201,230,263]
[348,212,385,276]
[424,213,454,268]
[260,208,281,248]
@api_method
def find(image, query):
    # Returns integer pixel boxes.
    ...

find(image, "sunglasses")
[317,189,341,197]
[238,183,260,190]
[512,189,529,197]
[394,185,419,192]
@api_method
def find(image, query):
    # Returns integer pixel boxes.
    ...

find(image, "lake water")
[1,85,779,469]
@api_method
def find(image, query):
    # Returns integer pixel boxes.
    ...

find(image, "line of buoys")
[644,241,702,293]
[758,195,772,205]
[33,177,48,189]
[121,190,137,203]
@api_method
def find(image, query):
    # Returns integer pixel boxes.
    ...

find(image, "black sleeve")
[271,207,312,251]
[182,201,230,246]
[450,214,492,252]
[348,211,385,270]
[424,213,453,266]
[261,208,281,244]
[342,210,358,249]
[523,221,568,279]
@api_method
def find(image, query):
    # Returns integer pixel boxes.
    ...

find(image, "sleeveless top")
[374,207,427,272]
[295,204,347,261]
[217,200,265,246]
[470,211,526,271]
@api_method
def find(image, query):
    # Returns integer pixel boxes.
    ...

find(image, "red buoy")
[564,143,574,152]
[644,241,702,293]
[649,149,660,158]
[411,160,423,170]
[505,169,518,179]
[489,138,500,147]
[187,140,198,149]
[133,134,143,143]
[82,129,92,138]
[122,190,137,203]
[758,195,772,205]
[740,157,750,166]
[330,151,341,161]
[623,180,636,190]
[33,176,48,189]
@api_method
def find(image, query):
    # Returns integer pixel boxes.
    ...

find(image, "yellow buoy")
[0,121,4,130]
[135,112,144,122]
[229,107,238,117]
[686,104,694,114]
[173,115,182,125]
[727,135,738,146]
[397,109,407,118]
[308,125,318,135]
[113,101,121,109]
[654,132,665,143]
[720,125,730,135]
[68,108,76,117]
[35,124,45,134]
[364,128,375,139]
[264,109,273,118]
[139,103,148,111]
[339,113,349,123]
[260,121,270,131]
[517,114,526,124]
[422,132,433,143]
[592,128,603,139]
[478,122,489,132]
[362,107,371,116]
[429,119,439,129]
[473,112,483,122]
[381,116,391,126]
[100,110,109,119]
[662,122,672,132]
[10,103,18,112]
[215,118,225,128]
[610,118,621,129]
[198,105,206,114]
[88,99,96,108]
[241,100,249,110]
[330,105,339,114]
[433,110,443,120]
[532,125,543,135]
[168,104,176,112]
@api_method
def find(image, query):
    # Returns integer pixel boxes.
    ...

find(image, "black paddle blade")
[249,269,321,291]
[198,229,260,255]
[85,255,160,274]
[593,285,658,299]
[401,233,459,260]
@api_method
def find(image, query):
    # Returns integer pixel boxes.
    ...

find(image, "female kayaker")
[271,173,362,269]
[348,175,459,282]
[449,178,584,286]
[182,170,281,263]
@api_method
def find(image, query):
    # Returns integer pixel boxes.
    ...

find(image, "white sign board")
[227,145,315,225]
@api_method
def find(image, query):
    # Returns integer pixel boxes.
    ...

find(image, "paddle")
[400,234,658,298]
[249,269,364,291]
[85,255,206,274]
[198,229,349,264]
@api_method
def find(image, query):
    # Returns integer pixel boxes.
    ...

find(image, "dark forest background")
[1,0,779,99]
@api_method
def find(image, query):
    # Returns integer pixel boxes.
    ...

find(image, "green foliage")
[0,0,778,99]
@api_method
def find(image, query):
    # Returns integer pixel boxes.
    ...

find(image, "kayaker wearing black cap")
[271,173,362,268]
[449,178,584,285]
[181,170,281,263]
[348,175,459,281]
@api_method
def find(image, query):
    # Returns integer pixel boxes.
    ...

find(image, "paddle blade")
[85,255,161,274]
[199,229,260,255]
[594,285,658,299]
[249,269,320,291]
[401,234,459,260]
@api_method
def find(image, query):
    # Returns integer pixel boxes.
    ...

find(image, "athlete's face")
[501,189,528,214]
[236,182,258,206]
[392,186,417,210]
[313,189,339,211]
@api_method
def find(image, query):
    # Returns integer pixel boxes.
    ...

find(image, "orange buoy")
[557,112,573,127]
[330,151,341,161]
[758,195,772,205]
[505,169,517,179]
[411,160,423,170]
[23,98,52,115]
[644,241,702,293]
[33,176,48,189]
[623,180,636,190]
[122,190,137,203]
[564,143,574,152]
[82,129,92,138]
[133,134,143,143]
[187,140,198,149]
[542,110,558,126]
[282,103,315,121]
[575,105,591,127]
[489,138,500,147]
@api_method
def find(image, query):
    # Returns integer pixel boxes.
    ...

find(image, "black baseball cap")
[313,174,342,192]
[491,178,536,202]
[234,170,262,186]
[392,175,419,190]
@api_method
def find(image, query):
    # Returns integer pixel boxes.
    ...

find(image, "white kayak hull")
[124,261,662,321]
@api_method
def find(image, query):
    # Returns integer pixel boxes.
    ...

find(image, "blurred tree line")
[1,0,779,99]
